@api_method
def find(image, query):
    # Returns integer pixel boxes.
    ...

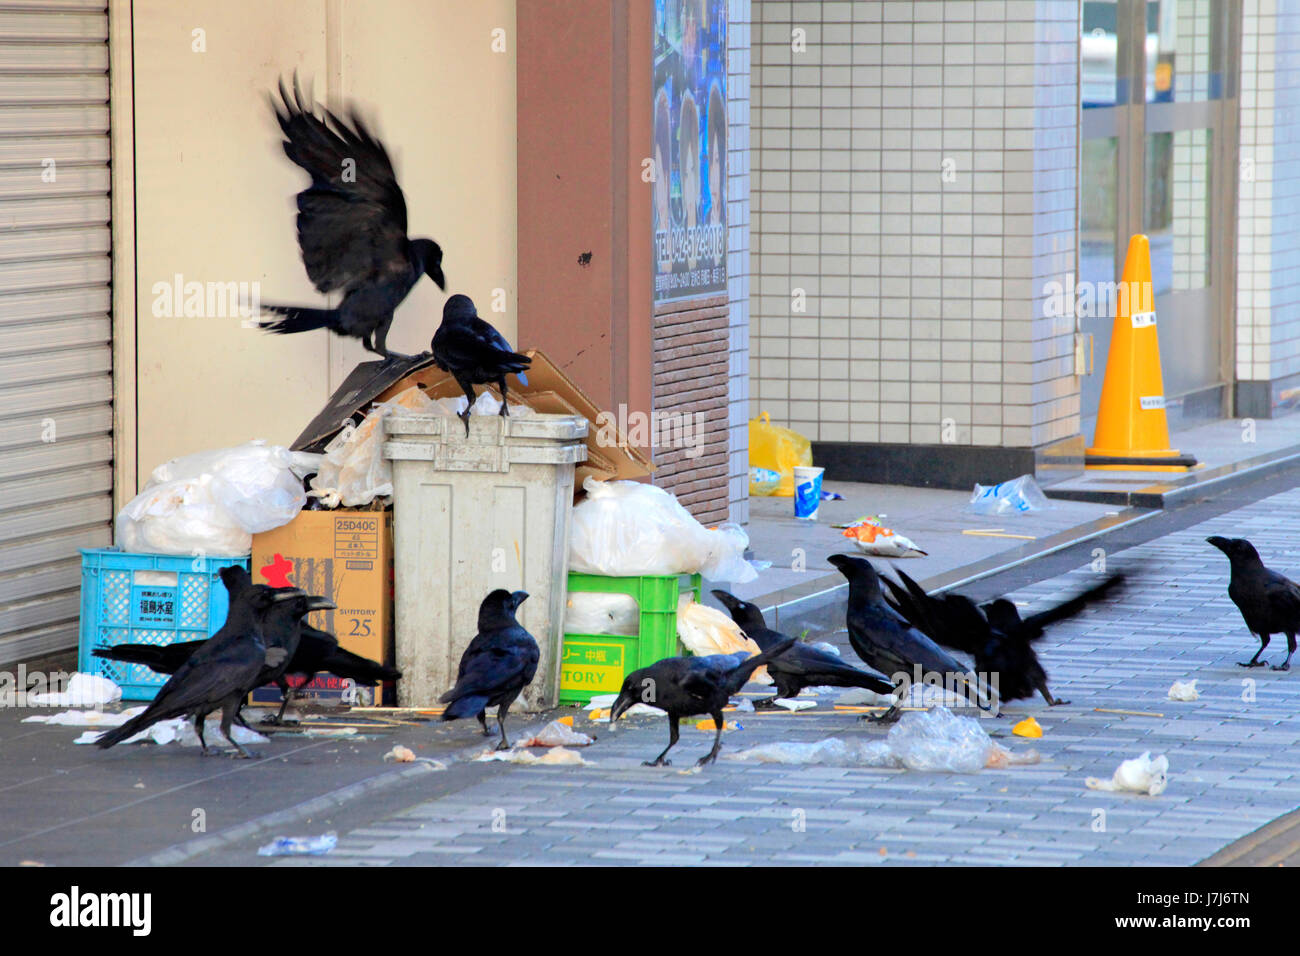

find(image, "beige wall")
[124,0,517,490]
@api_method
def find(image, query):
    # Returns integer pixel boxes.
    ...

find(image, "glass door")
[1080,0,1239,432]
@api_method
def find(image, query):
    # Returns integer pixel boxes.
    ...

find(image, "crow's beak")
[608,693,631,727]
[1206,536,1229,553]
[511,590,529,609]
[307,596,337,612]
[711,589,737,609]
[270,588,307,603]
[430,265,446,291]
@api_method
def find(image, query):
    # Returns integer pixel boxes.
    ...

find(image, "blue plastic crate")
[78,549,250,700]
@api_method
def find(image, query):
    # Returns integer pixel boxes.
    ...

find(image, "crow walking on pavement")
[258,74,445,359]
[1207,535,1300,670]
[95,568,300,757]
[430,294,531,436]
[609,639,795,767]
[711,589,893,706]
[827,553,989,720]
[440,590,538,750]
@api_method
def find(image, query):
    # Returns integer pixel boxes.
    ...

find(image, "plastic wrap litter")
[724,706,1039,773]
[1085,752,1169,796]
[518,720,595,747]
[677,596,771,684]
[25,673,121,707]
[568,478,758,582]
[967,474,1051,516]
[475,746,590,765]
[309,385,433,508]
[564,592,640,636]
[116,441,320,555]
[1167,680,1199,701]
[838,515,927,557]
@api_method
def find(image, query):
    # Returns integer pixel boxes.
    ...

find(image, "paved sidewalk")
[205,485,1300,867]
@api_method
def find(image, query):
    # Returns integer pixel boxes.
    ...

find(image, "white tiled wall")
[1238,0,1300,389]
[748,0,1081,450]
[728,0,752,522]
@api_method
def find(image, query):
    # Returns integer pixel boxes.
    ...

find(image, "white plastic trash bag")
[568,478,758,583]
[310,386,435,508]
[967,474,1051,516]
[1085,752,1169,796]
[564,592,640,636]
[116,440,320,555]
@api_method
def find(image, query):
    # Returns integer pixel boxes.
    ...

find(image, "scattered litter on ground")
[1086,752,1169,796]
[586,694,659,723]
[73,714,270,748]
[302,727,358,738]
[257,832,337,857]
[961,529,1037,540]
[748,411,811,497]
[1094,707,1165,718]
[820,491,844,501]
[24,707,135,727]
[733,698,755,713]
[27,673,121,707]
[382,745,446,769]
[475,746,590,766]
[724,707,1038,772]
[772,698,816,712]
[1012,716,1043,738]
[967,474,1051,516]
[695,718,740,732]
[811,642,841,657]
[1167,680,1199,701]
[839,515,927,557]
[518,720,595,747]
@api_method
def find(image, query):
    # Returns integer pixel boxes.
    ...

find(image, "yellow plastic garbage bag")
[749,412,812,497]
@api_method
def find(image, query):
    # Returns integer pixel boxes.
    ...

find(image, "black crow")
[269,623,402,723]
[430,294,531,436]
[827,553,988,720]
[258,74,445,359]
[1207,536,1300,670]
[95,620,401,725]
[95,568,299,757]
[711,589,894,707]
[253,594,335,724]
[609,639,795,767]
[883,569,1120,707]
[440,589,538,749]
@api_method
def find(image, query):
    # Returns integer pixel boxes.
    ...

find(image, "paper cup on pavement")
[793,466,825,520]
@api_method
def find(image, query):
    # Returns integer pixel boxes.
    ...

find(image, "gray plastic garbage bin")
[382,412,588,709]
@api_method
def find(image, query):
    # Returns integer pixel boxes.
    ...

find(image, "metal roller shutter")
[0,0,112,665]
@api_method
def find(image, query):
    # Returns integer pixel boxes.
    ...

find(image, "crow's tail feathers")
[94,704,165,750]
[321,647,401,685]
[725,638,797,695]
[258,305,339,335]
[441,693,490,721]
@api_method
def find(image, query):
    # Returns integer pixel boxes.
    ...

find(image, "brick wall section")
[653,296,732,525]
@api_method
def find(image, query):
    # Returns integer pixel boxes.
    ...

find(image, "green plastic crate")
[559,571,702,704]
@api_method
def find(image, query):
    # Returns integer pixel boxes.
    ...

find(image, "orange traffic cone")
[1085,234,1197,471]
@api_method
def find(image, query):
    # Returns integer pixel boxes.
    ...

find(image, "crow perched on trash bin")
[1207,535,1300,670]
[827,554,989,720]
[711,589,894,706]
[95,568,301,758]
[430,294,531,436]
[882,569,1121,707]
[440,590,538,750]
[258,74,445,359]
[609,639,795,767]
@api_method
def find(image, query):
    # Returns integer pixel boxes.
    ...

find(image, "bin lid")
[385,411,589,442]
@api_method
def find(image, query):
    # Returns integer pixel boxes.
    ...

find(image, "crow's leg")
[1239,633,1270,667]
[195,715,212,756]
[269,679,300,725]
[1273,633,1296,671]
[373,318,411,362]
[494,698,516,751]
[645,716,679,766]
[863,701,902,723]
[751,695,782,710]
[498,376,512,417]
[476,709,493,738]
[454,374,477,436]
[221,703,258,759]
[1037,679,1069,706]
[361,331,375,355]
[698,710,726,766]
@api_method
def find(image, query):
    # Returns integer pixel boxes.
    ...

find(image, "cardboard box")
[249,509,395,705]
[292,349,652,492]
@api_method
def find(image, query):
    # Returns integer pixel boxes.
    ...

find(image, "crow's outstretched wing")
[272,74,409,295]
